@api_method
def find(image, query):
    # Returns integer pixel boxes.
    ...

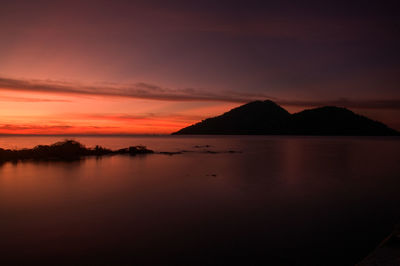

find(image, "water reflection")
[0,136,400,265]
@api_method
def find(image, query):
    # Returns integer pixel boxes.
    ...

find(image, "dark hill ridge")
[173,100,399,136]
[176,100,290,135]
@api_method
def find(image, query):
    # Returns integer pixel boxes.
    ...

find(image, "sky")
[0,0,399,134]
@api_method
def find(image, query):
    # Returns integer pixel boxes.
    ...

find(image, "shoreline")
[0,140,154,163]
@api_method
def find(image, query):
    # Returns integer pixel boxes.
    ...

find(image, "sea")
[1,135,400,265]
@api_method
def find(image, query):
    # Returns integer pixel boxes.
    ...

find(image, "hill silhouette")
[173,100,399,136]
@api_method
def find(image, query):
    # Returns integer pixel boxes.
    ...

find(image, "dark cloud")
[80,113,204,122]
[0,76,269,103]
[1,76,399,111]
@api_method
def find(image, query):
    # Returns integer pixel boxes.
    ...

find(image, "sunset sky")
[1,0,399,134]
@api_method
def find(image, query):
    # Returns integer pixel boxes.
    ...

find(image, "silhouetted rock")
[0,140,154,163]
[194,145,211,148]
[173,100,399,136]
[128,146,154,155]
[158,151,184,155]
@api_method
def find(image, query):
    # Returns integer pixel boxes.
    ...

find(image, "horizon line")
[0,133,172,137]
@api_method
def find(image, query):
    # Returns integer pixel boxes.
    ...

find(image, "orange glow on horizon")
[1,86,399,134]
[0,89,239,135]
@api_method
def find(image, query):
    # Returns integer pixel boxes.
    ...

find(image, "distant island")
[0,140,154,163]
[173,100,399,136]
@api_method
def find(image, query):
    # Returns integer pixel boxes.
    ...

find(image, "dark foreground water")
[1,136,400,265]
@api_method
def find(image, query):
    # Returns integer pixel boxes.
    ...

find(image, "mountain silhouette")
[173,100,399,136]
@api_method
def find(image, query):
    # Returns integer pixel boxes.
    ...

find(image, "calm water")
[1,136,400,265]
